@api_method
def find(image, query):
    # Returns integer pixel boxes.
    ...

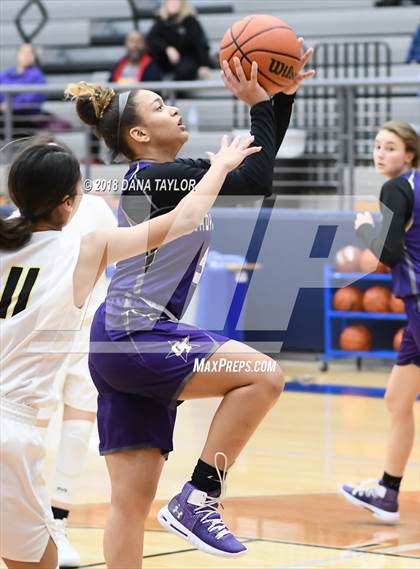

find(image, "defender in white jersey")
[1,230,82,563]
[0,133,260,567]
[36,194,116,567]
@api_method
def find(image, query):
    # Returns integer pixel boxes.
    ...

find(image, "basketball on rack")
[393,327,405,351]
[362,286,391,313]
[333,286,364,311]
[340,325,372,351]
[219,14,302,95]
[389,294,405,313]
[334,246,362,273]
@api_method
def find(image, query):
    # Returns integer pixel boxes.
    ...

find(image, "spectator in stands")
[109,30,162,84]
[147,0,213,80]
[94,31,162,163]
[0,43,47,138]
[0,43,46,113]
[375,0,419,6]
[406,25,420,63]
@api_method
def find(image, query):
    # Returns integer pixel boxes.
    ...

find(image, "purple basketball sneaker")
[340,479,399,523]
[158,454,246,558]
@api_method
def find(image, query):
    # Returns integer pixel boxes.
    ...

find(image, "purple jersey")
[106,161,213,332]
[88,94,296,457]
[103,95,295,332]
[392,170,420,298]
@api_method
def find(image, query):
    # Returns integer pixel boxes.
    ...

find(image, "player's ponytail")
[65,81,115,127]
[65,81,140,160]
[0,216,33,251]
[0,143,81,251]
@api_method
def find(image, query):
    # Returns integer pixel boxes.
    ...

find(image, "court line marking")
[75,533,255,568]
[347,541,389,549]
[285,380,420,400]
[69,538,420,569]
[142,537,255,560]
[285,382,385,398]
[76,548,197,569]
[77,548,197,569]
[378,542,420,554]
[70,524,420,564]
[249,537,419,560]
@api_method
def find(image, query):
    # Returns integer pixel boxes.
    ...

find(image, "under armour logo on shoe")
[171,504,184,520]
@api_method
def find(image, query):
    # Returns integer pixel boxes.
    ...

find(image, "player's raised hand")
[207,134,261,171]
[221,58,270,107]
[277,38,316,95]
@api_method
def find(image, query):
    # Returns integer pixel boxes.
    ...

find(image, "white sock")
[51,419,94,504]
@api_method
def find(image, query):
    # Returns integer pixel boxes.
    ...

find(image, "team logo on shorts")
[166,336,200,362]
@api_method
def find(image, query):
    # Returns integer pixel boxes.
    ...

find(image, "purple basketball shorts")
[88,303,229,455]
[396,295,420,367]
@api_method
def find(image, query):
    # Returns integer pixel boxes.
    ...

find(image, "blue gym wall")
[209,207,394,353]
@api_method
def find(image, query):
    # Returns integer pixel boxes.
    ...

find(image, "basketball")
[340,325,372,351]
[333,286,363,311]
[362,286,391,313]
[334,246,362,273]
[390,294,405,313]
[219,14,302,95]
[393,327,405,351]
[359,249,389,274]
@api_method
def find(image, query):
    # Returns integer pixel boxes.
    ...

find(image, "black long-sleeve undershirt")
[356,176,414,267]
[177,93,294,196]
[122,93,295,223]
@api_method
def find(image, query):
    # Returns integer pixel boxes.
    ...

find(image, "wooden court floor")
[5,360,420,568]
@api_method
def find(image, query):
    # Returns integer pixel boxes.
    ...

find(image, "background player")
[341,121,420,522]
[0,135,256,568]
[68,46,314,568]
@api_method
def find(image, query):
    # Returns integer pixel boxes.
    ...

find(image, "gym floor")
[21,358,419,568]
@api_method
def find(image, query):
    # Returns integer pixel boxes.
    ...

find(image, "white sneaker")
[53,518,81,568]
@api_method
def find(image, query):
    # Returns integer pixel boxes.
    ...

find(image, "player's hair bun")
[65,81,115,127]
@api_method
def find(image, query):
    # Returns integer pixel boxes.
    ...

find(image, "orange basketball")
[362,286,391,313]
[359,249,389,274]
[390,294,405,314]
[340,325,372,351]
[219,14,302,96]
[334,246,362,273]
[393,327,405,351]
[333,286,363,311]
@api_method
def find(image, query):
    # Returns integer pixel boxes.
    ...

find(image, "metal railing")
[1,76,419,195]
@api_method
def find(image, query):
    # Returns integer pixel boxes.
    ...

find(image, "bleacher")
[1,1,418,74]
[1,0,419,195]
